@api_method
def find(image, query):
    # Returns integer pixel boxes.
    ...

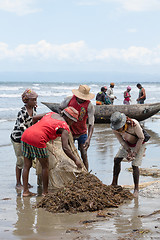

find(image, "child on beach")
[10,88,38,189]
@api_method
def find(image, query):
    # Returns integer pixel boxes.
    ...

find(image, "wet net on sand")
[37,172,133,213]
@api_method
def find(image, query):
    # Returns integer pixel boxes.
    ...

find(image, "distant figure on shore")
[136,83,146,104]
[110,111,146,197]
[96,86,111,105]
[123,86,131,105]
[107,83,117,105]
[59,85,95,171]
[10,89,38,190]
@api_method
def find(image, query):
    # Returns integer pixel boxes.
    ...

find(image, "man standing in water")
[110,112,145,197]
[136,83,146,104]
[59,85,95,171]
[107,83,117,104]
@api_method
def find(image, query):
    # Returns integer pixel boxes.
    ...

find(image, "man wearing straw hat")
[60,85,95,171]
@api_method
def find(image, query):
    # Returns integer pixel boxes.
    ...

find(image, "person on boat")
[21,107,82,197]
[96,86,111,105]
[110,111,145,197]
[10,88,38,190]
[59,85,95,171]
[107,83,117,104]
[123,86,131,105]
[136,83,146,104]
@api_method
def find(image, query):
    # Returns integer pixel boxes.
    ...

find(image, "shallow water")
[0,115,160,240]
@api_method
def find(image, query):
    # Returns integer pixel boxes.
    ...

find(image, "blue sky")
[1,0,160,74]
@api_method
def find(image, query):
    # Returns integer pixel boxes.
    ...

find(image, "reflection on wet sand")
[13,197,37,236]
[113,198,142,235]
[93,123,115,156]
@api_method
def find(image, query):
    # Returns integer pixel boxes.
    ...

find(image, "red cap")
[63,107,79,122]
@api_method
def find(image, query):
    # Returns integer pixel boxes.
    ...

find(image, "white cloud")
[115,0,160,12]
[0,0,41,15]
[128,28,137,33]
[77,0,160,12]
[0,40,160,66]
[76,0,99,6]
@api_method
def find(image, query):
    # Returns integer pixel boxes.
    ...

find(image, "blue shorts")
[74,134,88,150]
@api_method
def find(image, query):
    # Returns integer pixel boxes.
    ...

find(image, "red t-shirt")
[21,112,70,148]
[68,95,90,136]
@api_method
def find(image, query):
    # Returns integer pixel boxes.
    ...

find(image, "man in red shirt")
[60,85,95,171]
[21,107,82,197]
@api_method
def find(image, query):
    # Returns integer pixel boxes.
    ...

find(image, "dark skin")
[111,157,139,197]
[16,97,37,189]
[23,113,82,197]
[74,97,94,170]
[111,125,139,197]
[136,85,146,102]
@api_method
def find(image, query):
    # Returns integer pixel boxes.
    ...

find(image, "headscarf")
[22,88,38,103]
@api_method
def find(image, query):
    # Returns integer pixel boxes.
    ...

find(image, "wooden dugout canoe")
[41,102,160,123]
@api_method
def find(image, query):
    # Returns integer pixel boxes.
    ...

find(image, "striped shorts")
[22,141,49,160]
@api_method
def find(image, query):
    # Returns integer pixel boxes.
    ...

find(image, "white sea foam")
[0,86,23,91]
[0,107,20,112]
[0,94,21,98]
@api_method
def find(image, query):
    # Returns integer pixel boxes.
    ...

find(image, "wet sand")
[0,115,160,240]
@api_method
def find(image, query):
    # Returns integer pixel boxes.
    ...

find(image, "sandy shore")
[0,115,160,240]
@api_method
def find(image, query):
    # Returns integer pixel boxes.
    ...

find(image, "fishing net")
[36,133,87,189]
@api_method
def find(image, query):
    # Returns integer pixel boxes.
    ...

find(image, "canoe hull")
[41,102,160,123]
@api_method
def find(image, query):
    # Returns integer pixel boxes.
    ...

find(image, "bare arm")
[61,130,82,168]
[32,113,46,124]
[141,88,146,99]
[83,103,95,150]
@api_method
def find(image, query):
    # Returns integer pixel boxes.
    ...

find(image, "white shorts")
[115,144,146,167]
[11,139,24,169]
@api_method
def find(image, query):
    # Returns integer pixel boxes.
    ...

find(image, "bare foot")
[15,184,23,190]
[42,192,48,197]
[133,189,139,198]
[28,183,33,188]
[23,191,36,197]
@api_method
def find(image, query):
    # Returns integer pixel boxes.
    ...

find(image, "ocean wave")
[0,86,23,91]
[0,107,20,112]
[0,94,21,98]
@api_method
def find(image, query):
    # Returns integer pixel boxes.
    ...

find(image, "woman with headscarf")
[123,86,131,105]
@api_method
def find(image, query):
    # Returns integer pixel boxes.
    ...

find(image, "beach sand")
[0,115,160,240]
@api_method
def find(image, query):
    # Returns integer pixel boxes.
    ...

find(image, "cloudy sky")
[1,0,160,74]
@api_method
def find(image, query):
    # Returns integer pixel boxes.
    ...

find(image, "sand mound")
[37,172,133,213]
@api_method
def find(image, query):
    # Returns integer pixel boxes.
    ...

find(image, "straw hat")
[110,112,126,130]
[62,107,79,122]
[72,85,95,100]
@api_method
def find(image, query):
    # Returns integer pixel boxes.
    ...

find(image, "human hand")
[126,152,133,162]
[75,159,82,169]
[83,139,90,150]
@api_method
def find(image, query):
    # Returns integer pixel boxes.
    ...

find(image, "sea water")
[0,80,160,122]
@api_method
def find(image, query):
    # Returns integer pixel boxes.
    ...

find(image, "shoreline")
[0,113,160,239]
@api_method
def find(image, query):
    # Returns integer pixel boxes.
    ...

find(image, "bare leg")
[79,144,88,171]
[22,157,35,196]
[38,158,49,195]
[132,165,139,197]
[16,166,23,189]
[111,157,123,186]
